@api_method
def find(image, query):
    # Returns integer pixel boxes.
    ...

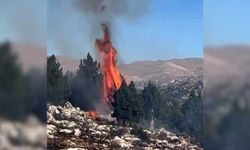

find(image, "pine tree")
[142,81,161,121]
[47,54,69,105]
[71,53,102,110]
[0,42,31,119]
[179,89,202,142]
[112,80,143,125]
[128,81,143,123]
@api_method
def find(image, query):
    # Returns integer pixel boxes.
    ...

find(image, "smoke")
[74,0,150,49]
[48,0,149,59]
[73,0,149,40]
[73,0,149,23]
[48,0,150,112]
[72,0,150,67]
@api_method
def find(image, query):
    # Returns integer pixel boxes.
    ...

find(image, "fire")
[87,111,98,119]
[95,24,122,104]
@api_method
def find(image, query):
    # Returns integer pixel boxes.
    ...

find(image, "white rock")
[169,135,179,141]
[96,125,107,131]
[112,136,132,148]
[47,112,55,123]
[91,131,101,136]
[0,134,11,150]
[159,128,171,136]
[48,105,60,115]
[64,101,75,110]
[67,148,86,150]
[144,129,152,135]
[167,143,176,149]
[0,121,18,139]
[61,110,72,119]
[60,120,71,126]
[86,119,92,123]
[47,124,57,136]
[60,129,73,134]
[89,122,98,128]
[124,136,141,143]
[74,128,81,137]
[68,121,77,128]
[22,125,46,146]
[57,106,64,111]
[101,131,109,136]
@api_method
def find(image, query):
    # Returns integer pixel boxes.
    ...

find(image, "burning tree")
[95,24,122,106]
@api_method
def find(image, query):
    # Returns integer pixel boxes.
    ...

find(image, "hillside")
[56,56,202,86]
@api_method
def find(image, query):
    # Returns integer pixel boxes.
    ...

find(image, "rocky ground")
[47,102,203,150]
[0,117,46,150]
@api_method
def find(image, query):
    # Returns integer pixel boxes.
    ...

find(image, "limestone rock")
[47,102,203,150]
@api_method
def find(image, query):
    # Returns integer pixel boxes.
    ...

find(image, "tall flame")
[95,24,122,105]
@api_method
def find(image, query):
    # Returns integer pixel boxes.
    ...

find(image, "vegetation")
[112,80,143,125]
[142,81,161,121]
[47,55,71,105]
[70,53,102,110]
[0,42,46,122]
[46,52,203,141]
[0,42,29,119]
[178,90,202,141]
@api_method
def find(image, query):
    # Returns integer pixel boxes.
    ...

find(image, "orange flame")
[95,24,122,105]
[87,111,97,119]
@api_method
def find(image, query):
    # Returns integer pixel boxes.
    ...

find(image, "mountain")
[119,58,202,87]
[56,56,203,87]
[205,46,250,86]
[204,46,250,150]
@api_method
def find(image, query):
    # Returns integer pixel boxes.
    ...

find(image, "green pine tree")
[71,53,102,110]
[112,80,143,125]
[179,89,202,142]
[142,81,161,121]
[128,81,143,123]
[47,54,70,105]
[0,42,31,119]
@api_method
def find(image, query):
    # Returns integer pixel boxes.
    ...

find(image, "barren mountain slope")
[56,56,202,85]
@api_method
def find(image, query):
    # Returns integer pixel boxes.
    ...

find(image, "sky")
[47,0,203,63]
[0,0,46,45]
[204,0,250,46]
[1,0,249,63]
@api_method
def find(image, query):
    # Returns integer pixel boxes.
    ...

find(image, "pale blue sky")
[0,0,46,45]
[204,0,250,46]
[2,0,249,63]
[47,0,203,63]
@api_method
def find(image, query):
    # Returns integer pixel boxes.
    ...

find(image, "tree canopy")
[47,55,70,105]
[70,53,102,111]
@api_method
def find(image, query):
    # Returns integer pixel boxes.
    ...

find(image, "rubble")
[47,102,203,150]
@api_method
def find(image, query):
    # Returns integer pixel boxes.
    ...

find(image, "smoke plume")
[73,0,149,23]
[48,0,149,59]
[73,0,150,49]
